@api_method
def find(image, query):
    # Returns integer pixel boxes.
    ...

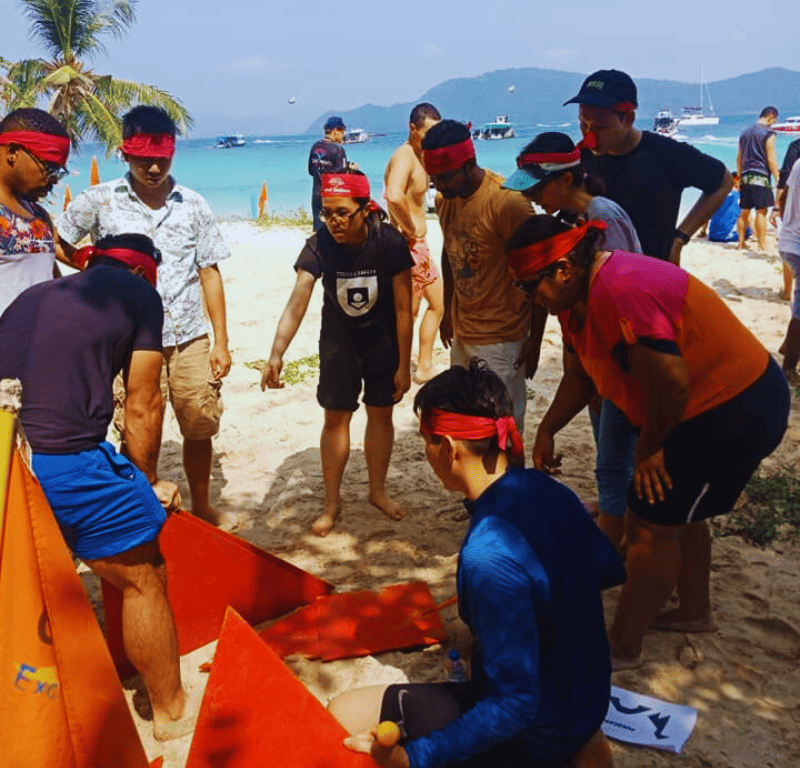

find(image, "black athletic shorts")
[317,331,398,411]
[739,181,775,210]
[629,357,789,526]
[379,683,589,768]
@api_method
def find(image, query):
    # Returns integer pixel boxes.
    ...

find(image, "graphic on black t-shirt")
[338,273,378,316]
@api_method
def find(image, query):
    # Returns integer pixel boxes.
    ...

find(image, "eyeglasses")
[320,205,365,223]
[21,146,69,182]
[514,277,543,296]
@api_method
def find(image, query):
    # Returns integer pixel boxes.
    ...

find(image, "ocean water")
[50,114,799,221]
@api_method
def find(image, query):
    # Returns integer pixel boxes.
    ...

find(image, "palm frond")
[5,59,48,109]
[95,76,194,134]
[72,92,124,153]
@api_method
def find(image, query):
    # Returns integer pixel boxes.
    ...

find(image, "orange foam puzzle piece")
[258,601,322,658]
[0,415,149,768]
[102,511,333,678]
[185,607,376,768]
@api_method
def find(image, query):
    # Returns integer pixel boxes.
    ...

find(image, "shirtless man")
[384,103,444,383]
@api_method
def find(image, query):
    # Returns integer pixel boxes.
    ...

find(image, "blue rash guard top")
[405,467,626,768]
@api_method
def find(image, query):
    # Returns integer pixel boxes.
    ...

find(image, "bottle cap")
[448,649,461,661]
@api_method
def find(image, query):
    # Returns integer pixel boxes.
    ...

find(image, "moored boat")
[773,116,800,134]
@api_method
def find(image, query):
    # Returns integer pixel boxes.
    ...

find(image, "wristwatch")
[674,228,691,244]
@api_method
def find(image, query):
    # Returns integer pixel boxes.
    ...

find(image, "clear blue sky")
[1,0,794,136]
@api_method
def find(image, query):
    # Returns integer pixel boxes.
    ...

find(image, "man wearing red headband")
[0,108,70,315]
[262,171,413,536]
[331,359,624,768]
[0,233,202,741]
[421,119,545,438]
[383,102,444,384]
[564,69,732,264]
[59,106,234,530]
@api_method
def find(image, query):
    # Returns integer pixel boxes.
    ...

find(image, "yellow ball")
[376,720,401,747]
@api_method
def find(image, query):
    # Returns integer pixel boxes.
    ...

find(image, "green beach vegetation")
[255,207,314,229]
[4,0,191,154]
[245,354,320,385]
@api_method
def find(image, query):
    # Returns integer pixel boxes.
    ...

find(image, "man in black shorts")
[308,117,349,230]
[737,106,780,252]
[565,69,732,265]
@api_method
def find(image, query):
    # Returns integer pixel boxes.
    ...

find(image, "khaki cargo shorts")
[114,334,223,441]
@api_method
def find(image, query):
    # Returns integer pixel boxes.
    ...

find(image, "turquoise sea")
[49,114,800,221]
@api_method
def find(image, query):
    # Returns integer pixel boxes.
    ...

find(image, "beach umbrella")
[90,156,100,186]
[62,185,72,211]
[258,182,269,218]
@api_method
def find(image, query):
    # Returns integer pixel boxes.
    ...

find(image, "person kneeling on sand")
[509,216,790,670]
[0,234,200,741]
[328,359,625,768]
[262,171,413,536]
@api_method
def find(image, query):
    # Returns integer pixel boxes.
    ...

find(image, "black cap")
[324,116,345,131]
[563,70,638,109]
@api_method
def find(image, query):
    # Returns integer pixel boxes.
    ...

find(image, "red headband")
[321,173,371,198]
[517,148,581,168]
[421,408,523,457]
[0,131,70,166]
[507,221,608,280]
[120,133,176,159]
[422,138,476,175]
[72,245,158,287]
[613,101,636,113]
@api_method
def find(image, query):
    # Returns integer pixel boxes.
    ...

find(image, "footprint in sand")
[743,617,800,660]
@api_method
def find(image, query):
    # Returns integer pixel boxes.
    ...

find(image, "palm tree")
[7,0,193,154]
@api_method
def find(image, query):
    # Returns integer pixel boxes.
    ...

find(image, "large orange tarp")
[185,607,376,768]
[0,414,149,768]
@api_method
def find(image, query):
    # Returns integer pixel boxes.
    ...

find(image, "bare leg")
[597,512,626,556]
[780,262,793,301]
[653,521,717,632]
[85,541,198,741]
[608,512,683,666]
[779,317,800,381]
[754,208,768,251]
[327,684,390,735]
[316,408,352,536]
[414,277,444,384]
[365,404,406,521]
[737,209,750,249]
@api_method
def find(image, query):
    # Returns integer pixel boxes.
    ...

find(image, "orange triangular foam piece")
[185,607,375,768]
[102,511,333,678]
[0,416,149,768]
[259,582,447,661]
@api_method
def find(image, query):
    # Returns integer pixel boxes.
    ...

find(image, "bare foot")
[413,364,438,384]
[779,290,792,301]
[311,503,340,537]
[652,609,718,633]
[152,686,203,742]
[193,507,241,532]
[369,491,407,521]
[610,642,645,672]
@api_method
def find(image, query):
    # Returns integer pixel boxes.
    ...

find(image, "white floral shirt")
[58,175,230,347]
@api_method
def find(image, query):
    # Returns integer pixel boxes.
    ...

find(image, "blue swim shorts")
[32,442,167,560]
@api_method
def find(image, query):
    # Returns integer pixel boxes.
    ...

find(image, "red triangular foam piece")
[102,511,333,678]
[258,602,322,658]
[185,607,375,768]
[0,418,149,768]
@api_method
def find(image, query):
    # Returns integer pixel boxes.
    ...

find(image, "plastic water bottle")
[446,649,468,683]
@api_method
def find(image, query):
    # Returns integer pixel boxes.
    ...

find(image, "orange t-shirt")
[560,251,769,428]
[436,170,532,344]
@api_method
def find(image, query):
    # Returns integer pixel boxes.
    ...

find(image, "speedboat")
[653,109,678,138]
[773,116,800,134]
[216,134,245,148]
[475,115,515,140]
[343,128,369,144]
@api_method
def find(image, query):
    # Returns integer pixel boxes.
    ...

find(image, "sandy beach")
[97,219,800,767]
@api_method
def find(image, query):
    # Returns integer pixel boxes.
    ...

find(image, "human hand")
[393,367,411,403]
[532,430,562,474]
[633,447,673,504]
[770,208,780,228]
[152,480,181,512]
[439,312,453,348]
[209,343,231,380]
[261,356,284,390]
[343,727,409,768]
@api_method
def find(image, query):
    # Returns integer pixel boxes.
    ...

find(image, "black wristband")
[674,228,690,244]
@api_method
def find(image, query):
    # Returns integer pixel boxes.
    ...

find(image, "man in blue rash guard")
[328,359,625,768]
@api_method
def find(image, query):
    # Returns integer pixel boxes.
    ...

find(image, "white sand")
[126,220,800,767]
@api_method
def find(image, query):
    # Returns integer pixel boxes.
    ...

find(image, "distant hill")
[305,67,800,134]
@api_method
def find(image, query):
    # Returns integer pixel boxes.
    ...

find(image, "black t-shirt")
[295,220,413,342]
[581,131,727,260]
[307,139,348,199]
[0,264,163,453]
[778,138,800,190]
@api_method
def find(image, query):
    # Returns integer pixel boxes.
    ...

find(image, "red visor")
[0,131,70,166]
[120,133,176,159]
[422,138,476,175]
[321,173,371,198]
[73,245,158,287]
[517,148,581,167]
[507,221,608,280]
[421,408,523,457]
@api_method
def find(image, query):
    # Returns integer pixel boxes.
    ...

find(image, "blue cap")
[503,167,543,192]
[324,116,345,131]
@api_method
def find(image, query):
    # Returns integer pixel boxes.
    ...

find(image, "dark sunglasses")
[21,145,69,182]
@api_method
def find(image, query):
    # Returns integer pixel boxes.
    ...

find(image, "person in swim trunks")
[328,360,624,768]
[384,103,444,383]
[0,234,199,741]
[262,171,413,536]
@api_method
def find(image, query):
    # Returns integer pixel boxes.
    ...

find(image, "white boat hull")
[676,115,719,127]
